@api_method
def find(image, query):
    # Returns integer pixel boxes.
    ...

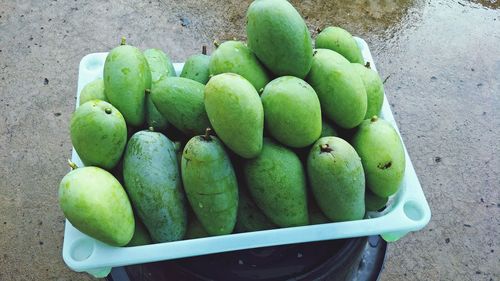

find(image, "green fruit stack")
[59,0,405,248]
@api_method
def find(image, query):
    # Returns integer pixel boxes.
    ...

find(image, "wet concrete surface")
[0,0,498,280]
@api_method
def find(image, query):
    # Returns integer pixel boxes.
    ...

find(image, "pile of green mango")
[58,0,406,248]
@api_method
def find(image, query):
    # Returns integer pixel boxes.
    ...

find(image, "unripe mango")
[79,78,107,105]
[123,130,187,242]
[351,116,406,197]
[315,27,364,64]
[261,76,322,148]
[70,100,127,170]
[180,47,210,84]
[307,137,365,222]
[204,73,264,158]
[244,139,308,227]
[59,166,134,246]
[307,49,367,129]
[209,41,270,91]
[181,133,239,235]
[351,63,384,119]
[151,77,210,136]
[246,0,313,78]
[104,39,150,127]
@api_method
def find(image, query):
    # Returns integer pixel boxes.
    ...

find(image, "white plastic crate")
[63,38,431,278]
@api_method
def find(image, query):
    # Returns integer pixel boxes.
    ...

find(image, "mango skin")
[246,0,313,78]
[180,54,210,84]
[235,187,276,232]
[104,44,150,127]
[185,216,209,239]
[59,167,134,246]
[307,137,365,222]
[144,48,176,131]
[244,139,309,227]
[315,27,364,64]
[307,49,367,129]
[365,189,389,212]
[70,100,127,170]
[126,217,152,246]
[79,78,107,105]
[204,73,264,158]
[181,135,238,235]
[308,198,330,225]
[123,130,187,242]
[209,41,270,91]
[351,63,384,119]
[261,76,322,148]
[151,77,210,136]
[351,117,406,197]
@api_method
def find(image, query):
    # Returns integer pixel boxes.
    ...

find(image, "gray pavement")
[0,0,498,280]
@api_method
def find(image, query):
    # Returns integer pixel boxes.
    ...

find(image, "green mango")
[351,63,385,119]
[307,49,367,129]
[104,39,150,127]
[246,0,313,78]
[59,166,134,246]
[320,119,338,137]
[144,48,176,83]
[180,47,210,84]
[351,116,405,197]
[235,186,276,232]
[244,139,308,227]
[127,216,152,246]
[209,40,270,91]
[261,76,321,148]
[307,137,365,222]
[151,77,210,136]
[181,133,238,235]
[79,78,107,105]
[315,27,364,64]
[365,189,389,212]
[204,73,264,158]
[70,100,127,170]
[144,48,176,131]
[185,216,209,239]
[123,130,187,242]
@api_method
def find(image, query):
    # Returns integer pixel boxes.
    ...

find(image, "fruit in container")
[123,130,187,243]
[307,137,365,222]
[351,116,406,197]
[246,0,313,79]
[315,26,364,64]
[209,40,270,91]
[243,139,309,227]
[307,48,367,129]
[103,38,150,127]
[59,165,134,247]
[261,76,322,148]
[181,130,239,236]
[70,100,127,170]
[151,77,210,136]
[204,73,264,158]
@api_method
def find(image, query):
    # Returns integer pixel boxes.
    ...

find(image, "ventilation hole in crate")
[71,238,95,261]
[86,57,102,72]
[403,200,424,221]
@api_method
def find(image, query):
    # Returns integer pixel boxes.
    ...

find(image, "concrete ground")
[0,0,498,280]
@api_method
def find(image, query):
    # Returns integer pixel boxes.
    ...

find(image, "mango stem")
[213,40,220,48]
[145,89,151,95]
[371,115,378,122]
[365,62,371,69]
[68,159,78,170]
[203,128,212,141]
[202,45,207,55]
[148,126,155,132]
[320,144,333,153]
[120,37,126,46]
